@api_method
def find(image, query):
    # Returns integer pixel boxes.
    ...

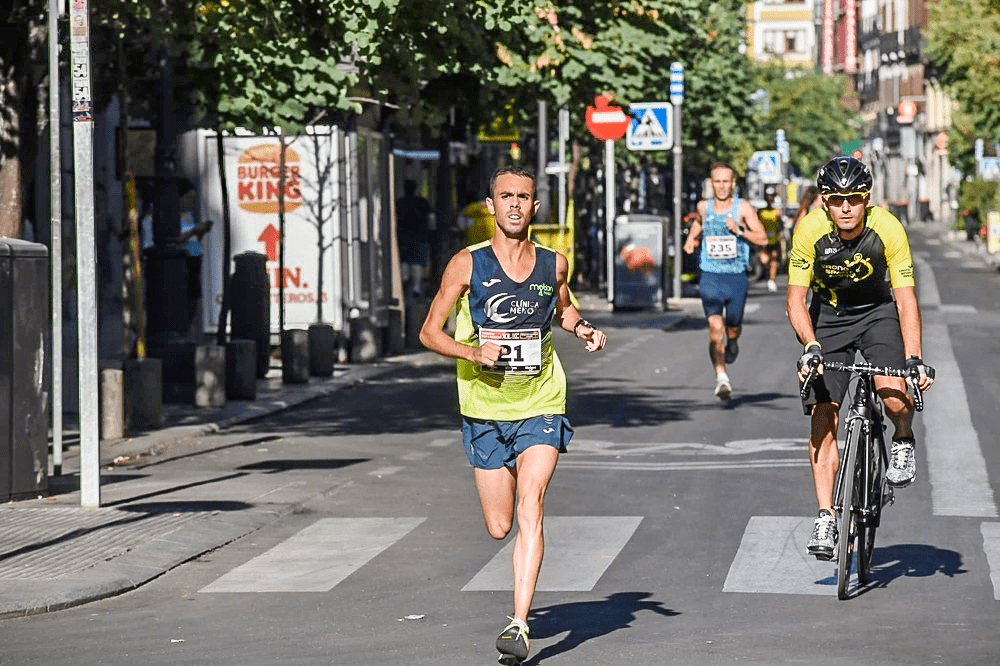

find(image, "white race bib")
[479,327,542,375]
[705,235,738,259]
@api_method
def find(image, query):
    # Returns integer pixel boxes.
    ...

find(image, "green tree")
[745,64,860,178]
[483,0,756,174]
[926,0,1000,170]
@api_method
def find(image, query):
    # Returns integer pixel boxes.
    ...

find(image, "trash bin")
[0,238,49,501]
[230,251,271,378]
[613,214,667,310]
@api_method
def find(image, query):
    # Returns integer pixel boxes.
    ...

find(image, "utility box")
[613,214,666,310]
[0,238,50,501]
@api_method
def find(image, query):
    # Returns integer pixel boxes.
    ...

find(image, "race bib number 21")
[479,328,542,375]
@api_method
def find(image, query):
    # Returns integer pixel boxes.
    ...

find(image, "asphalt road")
[2,223,999,665]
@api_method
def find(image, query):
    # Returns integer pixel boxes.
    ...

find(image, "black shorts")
[800,301,905,415]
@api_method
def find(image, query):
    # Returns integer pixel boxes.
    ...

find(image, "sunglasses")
[823,192,868,207]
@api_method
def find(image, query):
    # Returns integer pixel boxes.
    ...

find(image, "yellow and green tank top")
[788,206,915,309]
[454,241,566,420]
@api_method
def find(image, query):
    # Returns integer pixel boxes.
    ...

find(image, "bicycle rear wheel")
[857,433,885,585]
[836,420,863,600]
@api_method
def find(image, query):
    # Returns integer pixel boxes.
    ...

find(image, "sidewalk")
[0,354,429,620]
[1,296,691,620]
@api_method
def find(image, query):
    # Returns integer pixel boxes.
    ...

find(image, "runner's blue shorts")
[461,414,574,470]
[699,271,749,327]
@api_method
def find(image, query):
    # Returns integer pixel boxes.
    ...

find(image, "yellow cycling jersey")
[788,205,914,309]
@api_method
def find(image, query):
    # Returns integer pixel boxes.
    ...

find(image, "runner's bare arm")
[731,200,769,246]
[418,250,502,366]
[683,201,707,254]
[554,253,606,352]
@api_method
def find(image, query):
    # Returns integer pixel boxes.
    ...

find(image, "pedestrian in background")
[793,185,821,232]
[397,179,434,297]
[419,165,606,664]
[683,162,768,401]
[757,189,784,293]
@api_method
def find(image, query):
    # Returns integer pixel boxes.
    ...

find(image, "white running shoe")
[807,510,837,560]
[714,373,732,401]
[767,279,777,292]
[887,438,916,487]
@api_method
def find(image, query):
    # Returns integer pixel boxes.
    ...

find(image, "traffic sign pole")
[669,63,684,307]
[605,139,615,303]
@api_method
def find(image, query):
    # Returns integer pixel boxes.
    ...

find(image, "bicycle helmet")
[816,156,872,194]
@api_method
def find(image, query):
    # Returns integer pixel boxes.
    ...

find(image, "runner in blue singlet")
[682,162,768,400]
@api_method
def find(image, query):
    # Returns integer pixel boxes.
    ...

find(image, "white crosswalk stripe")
[199,517,425,593]
[723,516,843,596]
[463,516,643,592]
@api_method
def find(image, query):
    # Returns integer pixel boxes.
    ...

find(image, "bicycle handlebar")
[799,359,925,412]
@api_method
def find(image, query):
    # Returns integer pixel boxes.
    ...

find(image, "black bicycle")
[801,359,927,599]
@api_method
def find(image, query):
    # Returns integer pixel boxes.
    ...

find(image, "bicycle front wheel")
[836,420,863,600]
[857,433,885,585]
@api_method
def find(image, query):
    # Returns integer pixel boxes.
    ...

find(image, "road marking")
[428,438,453,448]
[199,517,425,593]
[570,438,808,456]
[368,466,405,477]
[462,516,642,592]
[402,451,432,461]
[981,523,1000,600]
[723,516,843,596]
[938,303,977,314]
[914,256,997,517]
[559,459,808,471]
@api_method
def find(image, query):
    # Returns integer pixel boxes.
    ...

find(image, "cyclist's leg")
[809,403,841,514]
[859,304,913,437]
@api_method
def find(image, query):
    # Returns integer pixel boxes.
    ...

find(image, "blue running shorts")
[461,414,574,470]
[699,271,749,327]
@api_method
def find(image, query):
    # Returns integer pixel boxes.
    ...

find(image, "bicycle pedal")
[884,488,895,507]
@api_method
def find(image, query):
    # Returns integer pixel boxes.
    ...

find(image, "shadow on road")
[869,543,966,587]
[523,592,680,663]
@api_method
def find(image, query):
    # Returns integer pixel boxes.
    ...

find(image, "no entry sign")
[585,94,630,141]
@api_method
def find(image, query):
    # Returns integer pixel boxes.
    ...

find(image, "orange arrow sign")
[258,224,280,261]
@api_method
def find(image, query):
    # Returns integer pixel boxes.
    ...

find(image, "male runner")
[419,165,607,663]
[683,162,768,400]
[787,156,935,559]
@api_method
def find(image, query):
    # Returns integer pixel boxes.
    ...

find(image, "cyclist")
[786,156,935,560]
[419,166,606,663]
[683,162,768,401]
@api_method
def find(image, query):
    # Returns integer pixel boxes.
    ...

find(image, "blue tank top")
[699,197,750,274]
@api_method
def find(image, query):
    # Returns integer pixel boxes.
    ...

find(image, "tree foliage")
[926,0,1000,169]
[482,0,756,173]
[746,64,860,178]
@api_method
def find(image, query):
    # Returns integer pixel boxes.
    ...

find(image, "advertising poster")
[200,131,343,335]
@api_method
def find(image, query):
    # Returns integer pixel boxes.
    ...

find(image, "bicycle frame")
[833,371,890,531]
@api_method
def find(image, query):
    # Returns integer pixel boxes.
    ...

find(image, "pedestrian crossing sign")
[980,157,1000,181]
[626,103,673,151]
[750,150,783,184]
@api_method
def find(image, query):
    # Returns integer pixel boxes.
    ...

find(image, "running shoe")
[496,617,530,662]
[767,279,777,292]
[714,373,732,401]
[887,437,916,487]
[725,338,739,364]
[807,510,837,560]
